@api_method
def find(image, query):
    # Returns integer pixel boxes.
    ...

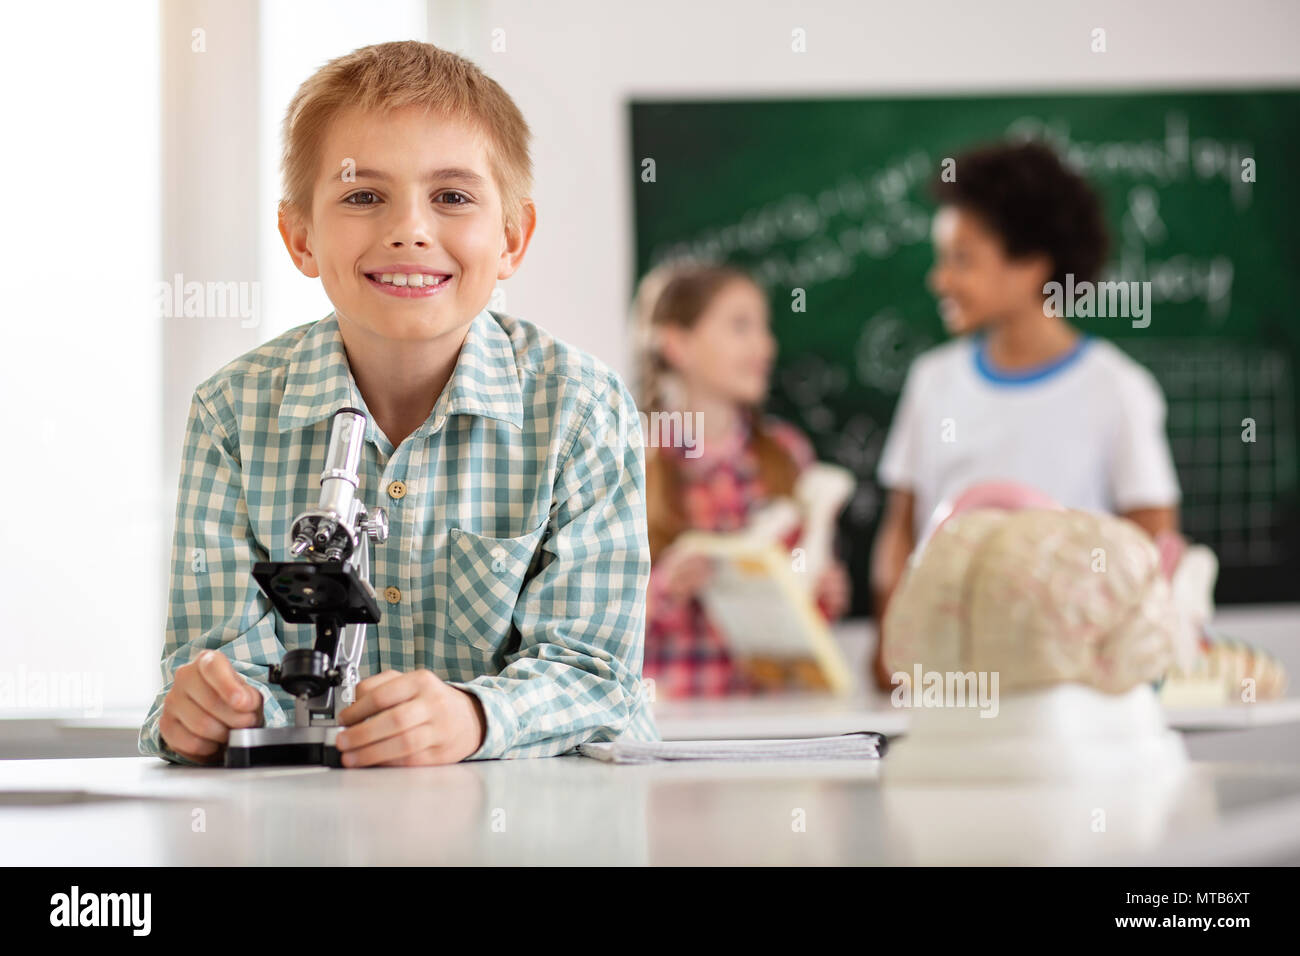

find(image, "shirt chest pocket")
[443,524,548,655]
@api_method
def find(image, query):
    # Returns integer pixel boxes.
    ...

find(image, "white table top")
[651,693,1300,739]
[3,753,1300,865]
[3,606,1294,864]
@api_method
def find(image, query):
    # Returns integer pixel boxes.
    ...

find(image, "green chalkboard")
[630,90,1300,608]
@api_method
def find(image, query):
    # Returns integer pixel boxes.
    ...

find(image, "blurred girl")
[635,263,852,699]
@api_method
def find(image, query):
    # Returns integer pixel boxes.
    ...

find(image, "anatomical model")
[886,480,1285,704]
[880,480,1284,783]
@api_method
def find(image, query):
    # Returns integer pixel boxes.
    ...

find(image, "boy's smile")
[280,104,529,343]
[927,205,1049,335]
[363,267,452,297]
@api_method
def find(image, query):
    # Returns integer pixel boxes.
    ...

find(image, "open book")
[671,463,856,695]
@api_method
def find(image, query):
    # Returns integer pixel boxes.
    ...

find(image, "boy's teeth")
[375,273,445,287]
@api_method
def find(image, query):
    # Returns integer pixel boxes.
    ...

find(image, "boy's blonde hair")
[278,41,533,233]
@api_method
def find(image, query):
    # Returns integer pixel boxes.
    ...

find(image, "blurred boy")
[870,141,1181,689]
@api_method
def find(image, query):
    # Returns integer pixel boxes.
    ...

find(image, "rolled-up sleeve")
[445,374,657,759]
[138,390,289,764]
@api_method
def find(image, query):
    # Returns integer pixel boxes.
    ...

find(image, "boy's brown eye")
[345,191,378,205]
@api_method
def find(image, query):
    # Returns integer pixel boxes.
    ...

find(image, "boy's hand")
[336,669,487,767]
[159,649,265,764]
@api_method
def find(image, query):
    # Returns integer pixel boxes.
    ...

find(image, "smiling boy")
[139,41,657,766]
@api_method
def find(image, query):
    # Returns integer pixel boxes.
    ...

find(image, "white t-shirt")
[877,333,1181,540]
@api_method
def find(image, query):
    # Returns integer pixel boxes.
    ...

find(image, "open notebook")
[578,732,887,764]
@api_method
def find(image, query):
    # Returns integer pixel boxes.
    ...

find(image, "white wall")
[446,0,1300,381]
[0,2,161,714]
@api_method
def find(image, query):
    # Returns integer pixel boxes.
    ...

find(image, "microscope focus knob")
[274,649,335,698]
[364,507,389,544]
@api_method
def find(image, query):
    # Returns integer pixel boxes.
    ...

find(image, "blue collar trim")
[973,333,1091,386]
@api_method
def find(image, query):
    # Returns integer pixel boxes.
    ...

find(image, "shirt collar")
[971,331,1092,386]
[668,408,754,471]
[277,309,525,436]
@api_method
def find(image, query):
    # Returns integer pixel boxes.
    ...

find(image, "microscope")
[226,408,388,767]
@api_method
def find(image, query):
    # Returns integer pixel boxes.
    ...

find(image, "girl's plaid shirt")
[643,416,821,698]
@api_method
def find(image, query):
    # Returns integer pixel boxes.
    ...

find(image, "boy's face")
[279,105,533,342]
[926,206,1050,335]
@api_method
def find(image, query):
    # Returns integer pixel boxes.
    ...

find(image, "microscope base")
[225,726,345,768]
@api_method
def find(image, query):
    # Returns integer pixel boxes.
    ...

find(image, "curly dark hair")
[932,140,1110,286]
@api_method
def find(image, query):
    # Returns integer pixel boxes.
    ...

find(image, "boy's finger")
[185,676,262,729]
[197,650,258,709]
[354,670,403,697]
[171,696,231,745]
[337,699,429,751]
[340,671,411,724]
[341,722,437,768]
[159,716,218,760]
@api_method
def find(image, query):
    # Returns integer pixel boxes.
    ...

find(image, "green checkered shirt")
[139,308,659,763]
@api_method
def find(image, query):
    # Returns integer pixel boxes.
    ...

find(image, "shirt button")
[387,480,407,500]
[384,586,402,604]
